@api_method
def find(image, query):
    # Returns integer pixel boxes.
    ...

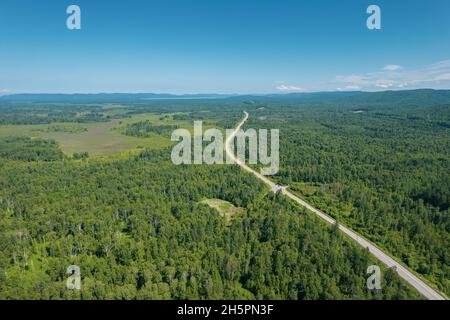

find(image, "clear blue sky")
[1,0,449,94]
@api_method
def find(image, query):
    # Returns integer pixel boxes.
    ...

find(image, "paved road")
[225,111,446,300]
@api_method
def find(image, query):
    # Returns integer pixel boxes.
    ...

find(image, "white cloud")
[334,60,450,91]
[273,60,450,93]
[337,85,361,91]
[335,75,365,83]
[434,73,450,81]
[427,60,450,71]
[375,84,391,88]
[383,64,402,71]
[0,89,10,95]
[276,84,307,92]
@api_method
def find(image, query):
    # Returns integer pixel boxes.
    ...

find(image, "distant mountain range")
[0,93,232,103]
[1,89,450,105]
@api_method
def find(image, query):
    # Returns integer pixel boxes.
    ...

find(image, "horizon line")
[1,88,449,97]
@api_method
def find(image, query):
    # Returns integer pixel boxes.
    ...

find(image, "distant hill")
[259,89,450,104]
[0,93,231,103]
[335,89,450,107]
[1,89,450,106]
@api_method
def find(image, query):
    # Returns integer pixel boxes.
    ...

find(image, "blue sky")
[0,0,449,94]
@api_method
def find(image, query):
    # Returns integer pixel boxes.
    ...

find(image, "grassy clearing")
[0,111,223,157]
[0,120,170,156]
[200,198,245,225]
[115,112,218,135]
[0,113,187,156]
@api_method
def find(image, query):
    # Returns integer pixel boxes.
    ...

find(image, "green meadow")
[0,113,199,157]
[200,198,245,225]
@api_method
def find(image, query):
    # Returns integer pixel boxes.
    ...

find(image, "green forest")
[122,121,179,138]
[0,90,448,299]
[245,91,450,296]
[0,150,419,299]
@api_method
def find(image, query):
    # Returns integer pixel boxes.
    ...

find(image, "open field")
[200,198,245,224]
[0,112,200,156]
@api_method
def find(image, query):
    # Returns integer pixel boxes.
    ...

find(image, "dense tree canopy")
[0,149,418,299]
[1,90,448,299]
[246,95,450,295]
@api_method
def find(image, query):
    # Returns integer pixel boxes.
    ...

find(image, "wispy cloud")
[276,84,307,92]
[334,60,450,91]
[0,89,10,95]
[383,64,402,71]
[337,85,361,91]
[434,73,450,81]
